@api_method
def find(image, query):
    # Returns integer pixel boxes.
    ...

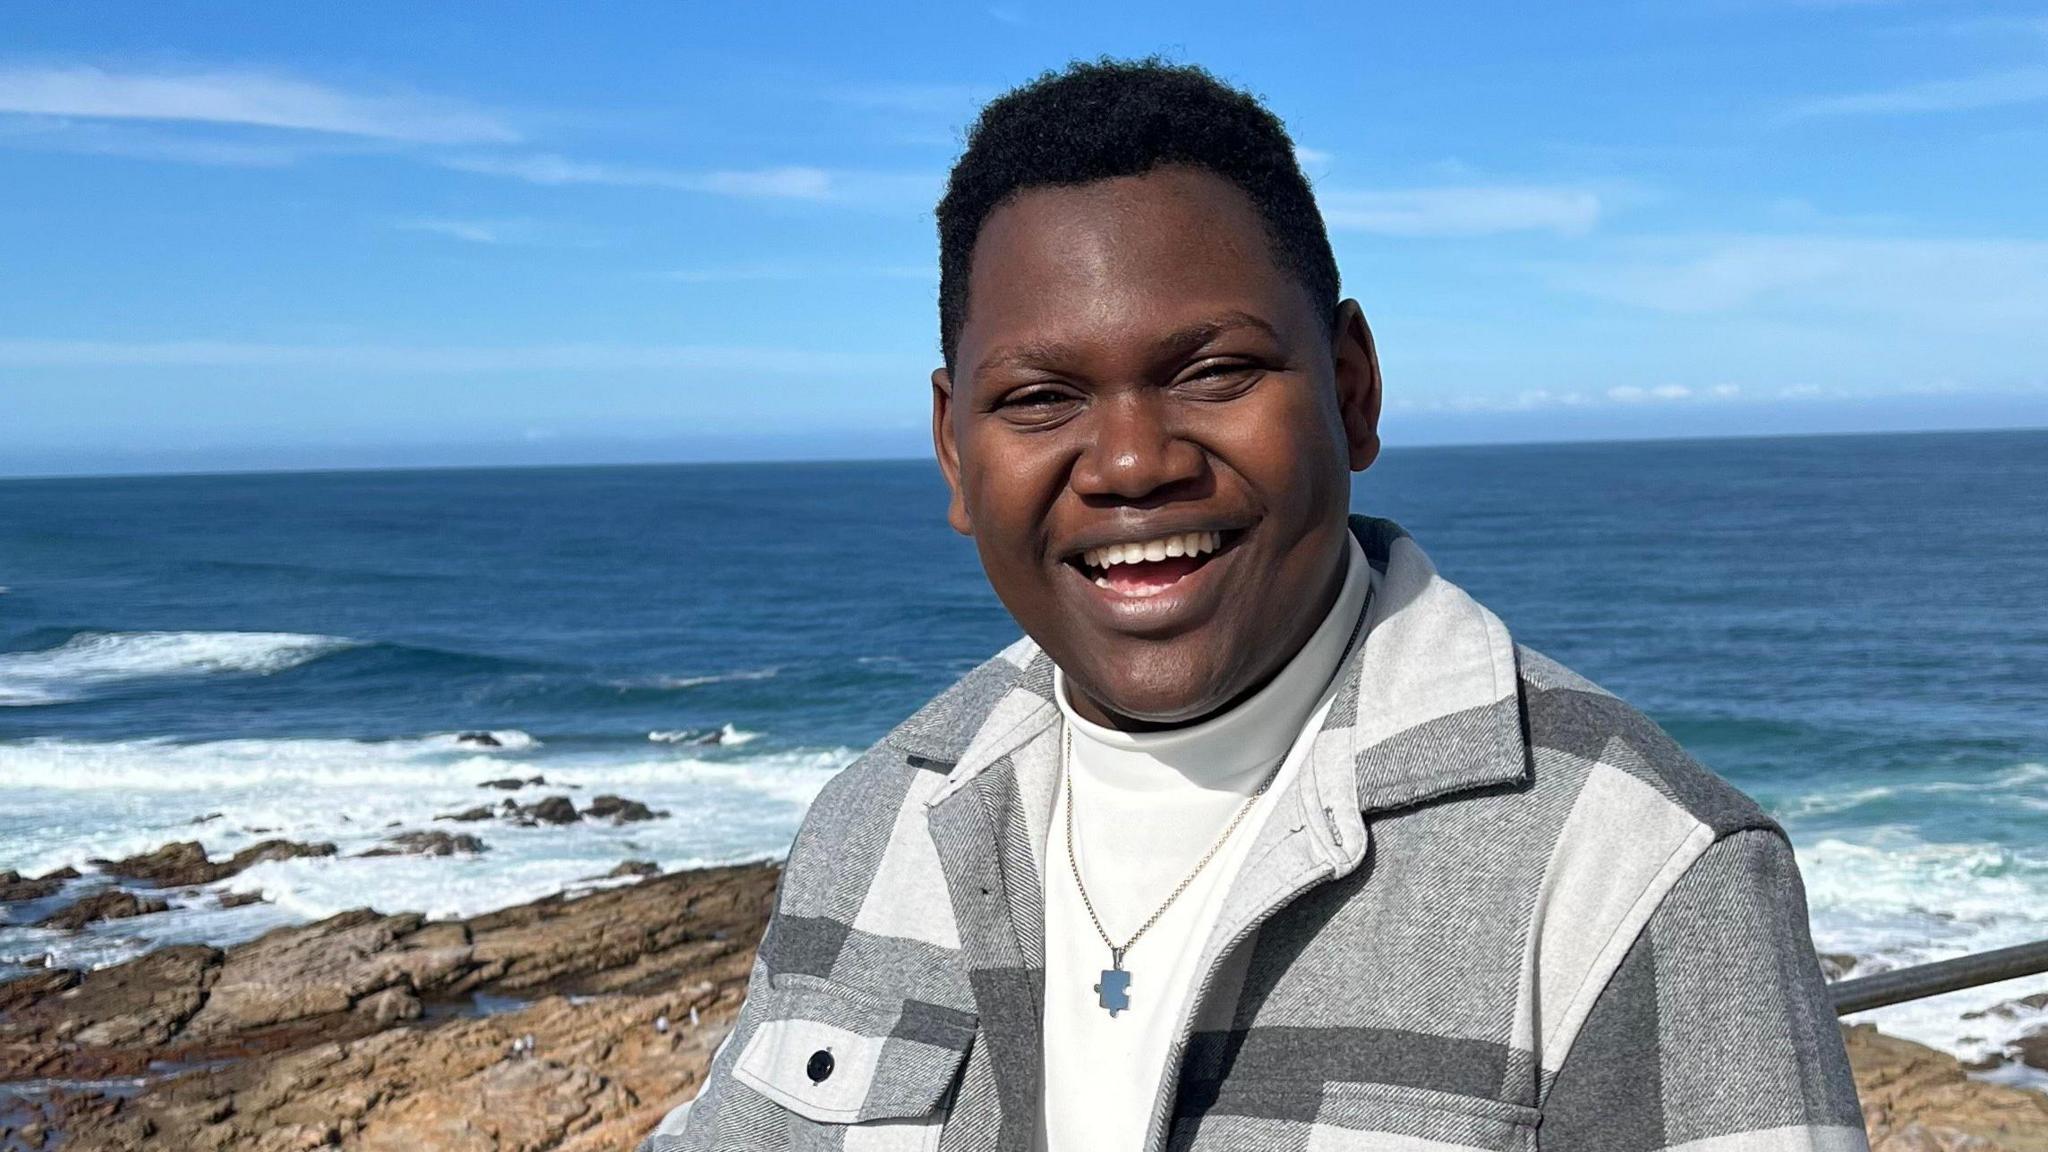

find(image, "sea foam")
[0,630,356,705]
[0,731,852,974]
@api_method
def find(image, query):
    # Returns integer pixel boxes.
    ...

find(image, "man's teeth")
[1082,530,1222,572]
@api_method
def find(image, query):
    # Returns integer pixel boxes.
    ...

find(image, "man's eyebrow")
[972,311,1285,379]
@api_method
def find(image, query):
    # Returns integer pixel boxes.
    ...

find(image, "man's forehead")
[958,169,1305,379]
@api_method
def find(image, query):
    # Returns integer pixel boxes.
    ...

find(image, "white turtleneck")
[1037,531,1372,1152]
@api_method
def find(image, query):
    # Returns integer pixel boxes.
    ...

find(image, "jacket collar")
[890,515,1530,816]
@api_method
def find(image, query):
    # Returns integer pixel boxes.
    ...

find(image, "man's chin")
[1061,654,1242,729]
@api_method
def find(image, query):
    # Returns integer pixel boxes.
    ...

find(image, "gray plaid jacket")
[639,515,1866,1152]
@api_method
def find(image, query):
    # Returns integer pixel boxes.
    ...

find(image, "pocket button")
[806,1049,835,1083]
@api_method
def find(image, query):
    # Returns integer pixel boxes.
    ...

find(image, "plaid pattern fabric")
[638,515,1867,1152]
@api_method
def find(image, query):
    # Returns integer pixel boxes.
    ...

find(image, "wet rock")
[0,869,64,903]
[2017,1028,2048,1075]
[1820,952,1860,982]
[191,811,224,824]
[1961,992,2048,1022]
[433,804,496,823]
[217,890,267,909]
[607,859,661,879]
[456,731,503,748]
[92,841,210,884]
[582,794,667,824]
[0,943,220,1077]
[0,966,79,1013]
[514,795,579,826]
[358,830,488,858]
[479,775,546,790]
[34,888,170,930]
[89,839,336,888]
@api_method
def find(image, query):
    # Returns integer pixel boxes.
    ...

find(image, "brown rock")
[180,908,456,1040]
[1820,952,1860,981]
[0,943,219,1078]
[606,859,661,879]
[91,842,212,884]
[1846,1022,2048,1150]
[0,868,65,903]
[2017,1029,2048,1075]
[516,795,579,826]
[218,890,268,909]
[0,966,80,1013]
[353,985,423,1025]
[7,862,779,1149]
[89,839,335,887]
[581,794,665,824]
[1963,993,2048,1022]
[433,805,496,823]
[34,888,170,930]
[357,830,488,858]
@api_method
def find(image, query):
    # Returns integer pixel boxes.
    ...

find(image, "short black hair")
[936,57,1339,374]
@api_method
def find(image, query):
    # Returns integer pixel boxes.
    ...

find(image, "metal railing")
[1830,938,2048,1016]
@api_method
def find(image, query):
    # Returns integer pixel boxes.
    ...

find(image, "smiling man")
[639,59,1866,1152]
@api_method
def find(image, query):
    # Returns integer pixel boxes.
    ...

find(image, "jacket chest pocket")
[1179,1081,1540,1152]
[731,976,976,1151]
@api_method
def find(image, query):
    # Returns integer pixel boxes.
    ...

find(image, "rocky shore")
[2,848,2046,1151]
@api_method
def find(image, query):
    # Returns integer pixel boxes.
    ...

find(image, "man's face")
[933,166,1381,728]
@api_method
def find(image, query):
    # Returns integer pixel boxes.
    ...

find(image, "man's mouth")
[1067,529,1241,598]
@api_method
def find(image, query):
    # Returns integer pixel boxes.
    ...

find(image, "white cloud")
[397,218,528,245]
[1552,234,2048,325]
[0,339,903,376]
[442,153,834,199]
[444,152,940,207]
[1787,66,2048,118]
[1320,184,1602,237]
[0,115,315,166]
[0,65,517,144]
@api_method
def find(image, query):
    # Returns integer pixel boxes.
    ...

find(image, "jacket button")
[806,1049,834,1083]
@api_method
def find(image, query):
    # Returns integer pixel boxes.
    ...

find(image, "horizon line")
[3,422,2043,484]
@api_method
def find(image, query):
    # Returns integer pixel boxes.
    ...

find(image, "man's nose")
[1069,391,1204,501]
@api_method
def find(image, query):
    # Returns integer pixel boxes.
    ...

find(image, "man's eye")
[1177,362,1262,395]
[998,388,1078,415]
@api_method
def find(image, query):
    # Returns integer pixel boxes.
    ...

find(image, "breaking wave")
[0,630,358,705]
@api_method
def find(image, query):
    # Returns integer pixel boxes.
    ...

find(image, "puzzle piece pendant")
[1094,948,1131,1017]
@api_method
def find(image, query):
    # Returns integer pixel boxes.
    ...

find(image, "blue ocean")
[3,429,2045,1071]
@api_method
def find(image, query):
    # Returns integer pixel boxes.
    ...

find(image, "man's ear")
[1331,299,1383,472]
[931,367,974,536]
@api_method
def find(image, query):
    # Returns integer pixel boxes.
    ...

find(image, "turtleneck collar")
[1053,530,1371,796]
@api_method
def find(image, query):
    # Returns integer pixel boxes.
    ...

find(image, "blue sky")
[3,1,2047,476]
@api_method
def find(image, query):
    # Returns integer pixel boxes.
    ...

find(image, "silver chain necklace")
[1061,720,1279,1018]
[1060,584,1374,1019]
